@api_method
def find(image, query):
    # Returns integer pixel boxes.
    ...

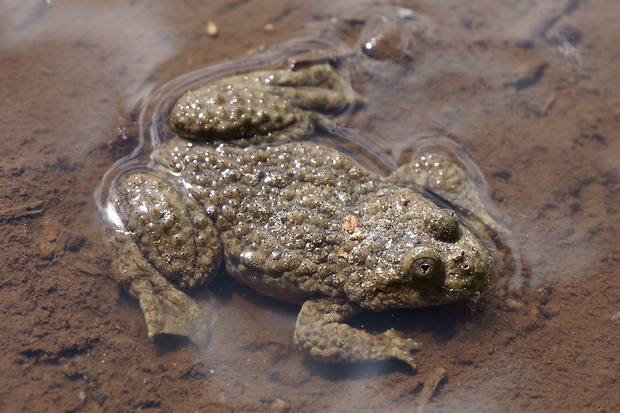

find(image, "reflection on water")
[3,0,620,412]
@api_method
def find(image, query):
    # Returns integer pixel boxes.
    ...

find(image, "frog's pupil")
[412,257,437,280]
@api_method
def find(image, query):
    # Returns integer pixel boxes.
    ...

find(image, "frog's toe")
[382,329,422,369]
[396,352,418,371]
[133,278,211,346]
[383,329,423,350]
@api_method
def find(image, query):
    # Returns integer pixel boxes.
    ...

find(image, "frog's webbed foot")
[129,273,212,345]
[294,297,421,370]
[104,171,222,345]
[258,64,366,113]
[169,64,364,143]
[389,150,506,239]
[246,64,366,139]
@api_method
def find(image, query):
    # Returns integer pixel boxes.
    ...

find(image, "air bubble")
[358,7,429,63]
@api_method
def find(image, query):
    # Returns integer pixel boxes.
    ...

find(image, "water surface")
[1,0,618,412]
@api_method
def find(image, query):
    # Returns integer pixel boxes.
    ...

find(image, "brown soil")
[1,0,618,412]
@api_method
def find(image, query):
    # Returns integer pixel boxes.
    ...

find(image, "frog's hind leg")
[263,64,367,114]
[104,171,223,345]
[294,297,421,370]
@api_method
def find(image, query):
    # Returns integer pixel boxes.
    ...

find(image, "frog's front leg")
[104,171,223,344]
[389,151,505,238]
[294,297,421,369]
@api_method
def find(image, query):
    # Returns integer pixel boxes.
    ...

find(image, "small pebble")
[505,298,525,310]
[206,21,218,37]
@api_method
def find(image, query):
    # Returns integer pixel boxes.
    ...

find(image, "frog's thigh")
[294,297,420,369]
[110,171,222,288]
[106,171,222,344]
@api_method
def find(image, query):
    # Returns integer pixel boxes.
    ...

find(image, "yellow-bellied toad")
[103,64,493,369]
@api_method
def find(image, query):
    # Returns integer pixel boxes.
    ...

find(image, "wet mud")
[1,0,619,412]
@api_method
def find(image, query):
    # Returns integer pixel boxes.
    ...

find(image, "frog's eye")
[409,257,439,280]
[401,249,442,281]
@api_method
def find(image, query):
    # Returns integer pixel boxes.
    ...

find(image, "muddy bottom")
[1,0,619,412]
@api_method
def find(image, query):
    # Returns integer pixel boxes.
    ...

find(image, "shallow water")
[1,0,619,412]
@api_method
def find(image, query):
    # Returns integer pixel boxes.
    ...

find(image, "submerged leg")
[294,297,421,369]
[120,243,212,344]
[104,171,222,345]
[262,64,367,113]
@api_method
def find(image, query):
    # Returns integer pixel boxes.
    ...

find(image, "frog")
[103,63,495,370]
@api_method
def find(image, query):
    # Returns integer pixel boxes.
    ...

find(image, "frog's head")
[342,206,493,311]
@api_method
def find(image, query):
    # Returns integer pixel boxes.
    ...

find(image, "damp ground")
[1,1,619,412]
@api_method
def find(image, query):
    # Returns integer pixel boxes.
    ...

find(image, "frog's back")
[153,137,381,301]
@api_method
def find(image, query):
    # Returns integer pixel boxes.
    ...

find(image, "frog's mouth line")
[354,276,488,311]
[344,243,491,311]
